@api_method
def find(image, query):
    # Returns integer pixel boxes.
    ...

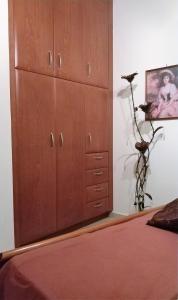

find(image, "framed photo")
[145,64,178,120]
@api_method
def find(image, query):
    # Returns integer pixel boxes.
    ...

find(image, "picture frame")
[145,64,178,120]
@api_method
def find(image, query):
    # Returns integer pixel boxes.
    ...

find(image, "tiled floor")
[85,212,124,228]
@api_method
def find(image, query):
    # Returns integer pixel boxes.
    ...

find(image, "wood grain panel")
[85,152,109,170]
[108,0,113,212]
[55,79,84,230]
[86,168,108,187]
[54,0,110,88]
[14,70,56,246]
[9,0,113,244]
[54,0,85,83]
[85,198,107,219]
[84,86,110,153]
[83,0,109,88]
[13,0,54,75]
[86,183,108,203]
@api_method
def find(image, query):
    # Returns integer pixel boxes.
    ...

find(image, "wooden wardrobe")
[9,0,113,247]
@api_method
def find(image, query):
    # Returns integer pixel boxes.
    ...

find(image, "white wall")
[0,0,14,251]
[113,0,178,215]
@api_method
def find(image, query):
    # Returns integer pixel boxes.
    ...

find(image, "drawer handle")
[94,187,104,192]
[94,171,103,176]
[94,156,104,160]
[94,203,103,208]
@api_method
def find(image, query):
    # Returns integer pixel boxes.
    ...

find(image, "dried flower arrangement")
[121,73,163,211]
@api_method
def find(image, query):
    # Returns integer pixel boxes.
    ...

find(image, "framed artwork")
[145,64,178,120]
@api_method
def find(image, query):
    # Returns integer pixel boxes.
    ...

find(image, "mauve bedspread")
[0,212,177,300]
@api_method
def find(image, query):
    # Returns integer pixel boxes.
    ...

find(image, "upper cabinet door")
[54,0,85,82]
[84,86,110,153]
[54,0,110,88]
[14,70,56,246]
[83,0,109,88]
[13,0,54,75]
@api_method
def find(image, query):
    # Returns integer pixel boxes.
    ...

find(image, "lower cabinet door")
[14,70,56,246]
[55,79,84,230]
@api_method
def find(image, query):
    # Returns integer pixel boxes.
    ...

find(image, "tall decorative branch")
[121,73,163,211]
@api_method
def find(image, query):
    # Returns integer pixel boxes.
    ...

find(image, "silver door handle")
[58,53,62,69]
[88,133,92,144]
[59,132,64,146]
[48,51,53,66]
[50,132,55,147]
[87,63,91,77]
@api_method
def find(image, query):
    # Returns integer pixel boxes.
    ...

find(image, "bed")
[0,208,177,300]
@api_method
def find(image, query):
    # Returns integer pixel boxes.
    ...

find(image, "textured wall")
[113,0,178,214]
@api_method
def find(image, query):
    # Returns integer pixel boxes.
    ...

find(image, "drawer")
[85,152,108,170]
[86,168,108,186]
[85,199,107,219]
[86,182,108,203]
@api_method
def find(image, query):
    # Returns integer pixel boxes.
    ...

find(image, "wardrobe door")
[13,0,54,75]
[54,0,85,82]
[55,79,84,230]
[84,86,110,153]
[83,0,109,88]
[14,70,56,246]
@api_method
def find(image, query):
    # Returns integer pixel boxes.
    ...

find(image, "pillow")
[147,198,178,233]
